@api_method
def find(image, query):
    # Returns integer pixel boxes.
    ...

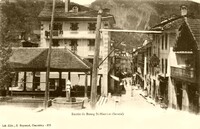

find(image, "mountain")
[90,0,200,50]
[1,0,45,47]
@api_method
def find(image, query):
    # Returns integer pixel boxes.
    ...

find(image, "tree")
[0,3,12,96]
[1,0,45,47]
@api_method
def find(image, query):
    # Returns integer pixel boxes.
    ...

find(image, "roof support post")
[32,72,36,91]
[14,72,18,88]
[59,71,62,96]
[23,72,27,91]
[84,72,88,98]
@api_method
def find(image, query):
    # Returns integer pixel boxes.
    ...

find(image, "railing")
[52,30,63,36]
[45,30,95,39]
[171,66,196,83]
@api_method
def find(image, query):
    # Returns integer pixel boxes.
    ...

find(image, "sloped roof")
[38,1,115,23]
[151,15,185,31]
[9,48,92,72]
[186,18,200,48]
[172,18,200,51]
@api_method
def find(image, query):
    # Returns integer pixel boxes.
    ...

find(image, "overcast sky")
[68,0,96,5]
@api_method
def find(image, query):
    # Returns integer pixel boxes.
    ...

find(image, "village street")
[0,79,200,129]
[0,0,200,129]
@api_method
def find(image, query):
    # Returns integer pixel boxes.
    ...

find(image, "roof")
[171,17,200,51]
[186,18,200,48]
[9,47,92,72]
[38,1,115,23]
[150,13,200,50]
[151,15,186,31]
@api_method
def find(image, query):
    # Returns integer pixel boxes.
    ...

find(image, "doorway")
[176,81,182,110]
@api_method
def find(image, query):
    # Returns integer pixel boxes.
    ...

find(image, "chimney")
[65,0,70,12]
[180,5,187,16]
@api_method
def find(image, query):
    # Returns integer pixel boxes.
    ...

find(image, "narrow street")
[1,81,200,129]
[98,81,156,110]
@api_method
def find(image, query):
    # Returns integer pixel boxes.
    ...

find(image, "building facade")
[134,6,200,114]
[10,0,116,97]
[36,0,115,96]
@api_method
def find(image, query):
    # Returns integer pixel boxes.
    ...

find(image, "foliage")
[1,0,45,47]
[0,5,12,91]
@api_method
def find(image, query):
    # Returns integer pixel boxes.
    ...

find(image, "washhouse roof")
[9,47,92,72]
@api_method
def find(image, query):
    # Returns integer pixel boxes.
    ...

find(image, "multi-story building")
[36,0,115,96]
[134,5,200,114]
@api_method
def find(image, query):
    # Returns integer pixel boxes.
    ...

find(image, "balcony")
[171,66,196,83]
[45,30,95,39]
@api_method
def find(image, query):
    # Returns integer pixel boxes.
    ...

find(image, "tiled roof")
[186,18,200,49]
[151,15,185,31]
[38,2,115,22]
[9,48,92,72]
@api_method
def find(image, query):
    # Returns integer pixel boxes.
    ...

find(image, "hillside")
[1,0,45,47]
[91,0,200,50]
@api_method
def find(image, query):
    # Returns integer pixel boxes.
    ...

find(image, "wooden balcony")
[171,66,196,83]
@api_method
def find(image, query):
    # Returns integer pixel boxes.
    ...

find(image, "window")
[88,39,95,51]
[165,59,168,74]
[161,35,164,50]
[165,34,168,50]
[70,23,79,31]
[87,58,93,64]
[72,6,79,12]
[104,23,109,28]
[49,23,62,30]
[49,23,63,36]
[70,39,78,53]
[88,23,96,31]
[162,58,164,73]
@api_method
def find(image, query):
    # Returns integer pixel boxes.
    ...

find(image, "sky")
[191,0,200,3]
[67,0,96,5]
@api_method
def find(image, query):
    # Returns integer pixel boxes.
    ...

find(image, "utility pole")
[90,10,102,109]
[45,0,55,109]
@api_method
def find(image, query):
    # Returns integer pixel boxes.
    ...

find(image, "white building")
[34,0,115,96]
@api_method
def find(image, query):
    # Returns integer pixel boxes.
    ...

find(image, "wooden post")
[90,70,92,89]
[23,72,27,91]
[68,72,71,81]
[32,72,36,91]
[90,10,102,109]
[84,72,88,98]
[14,72,18,87]
[45,0,55,109]
[59,71,62,95]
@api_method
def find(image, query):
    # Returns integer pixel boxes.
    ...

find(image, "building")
[134,5,200,114]
[168,16,200,113]
[36,0,115,96]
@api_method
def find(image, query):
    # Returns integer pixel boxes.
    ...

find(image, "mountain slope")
[91,0,200,50]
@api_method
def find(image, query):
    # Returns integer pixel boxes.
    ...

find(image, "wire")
[98,35,128,68]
